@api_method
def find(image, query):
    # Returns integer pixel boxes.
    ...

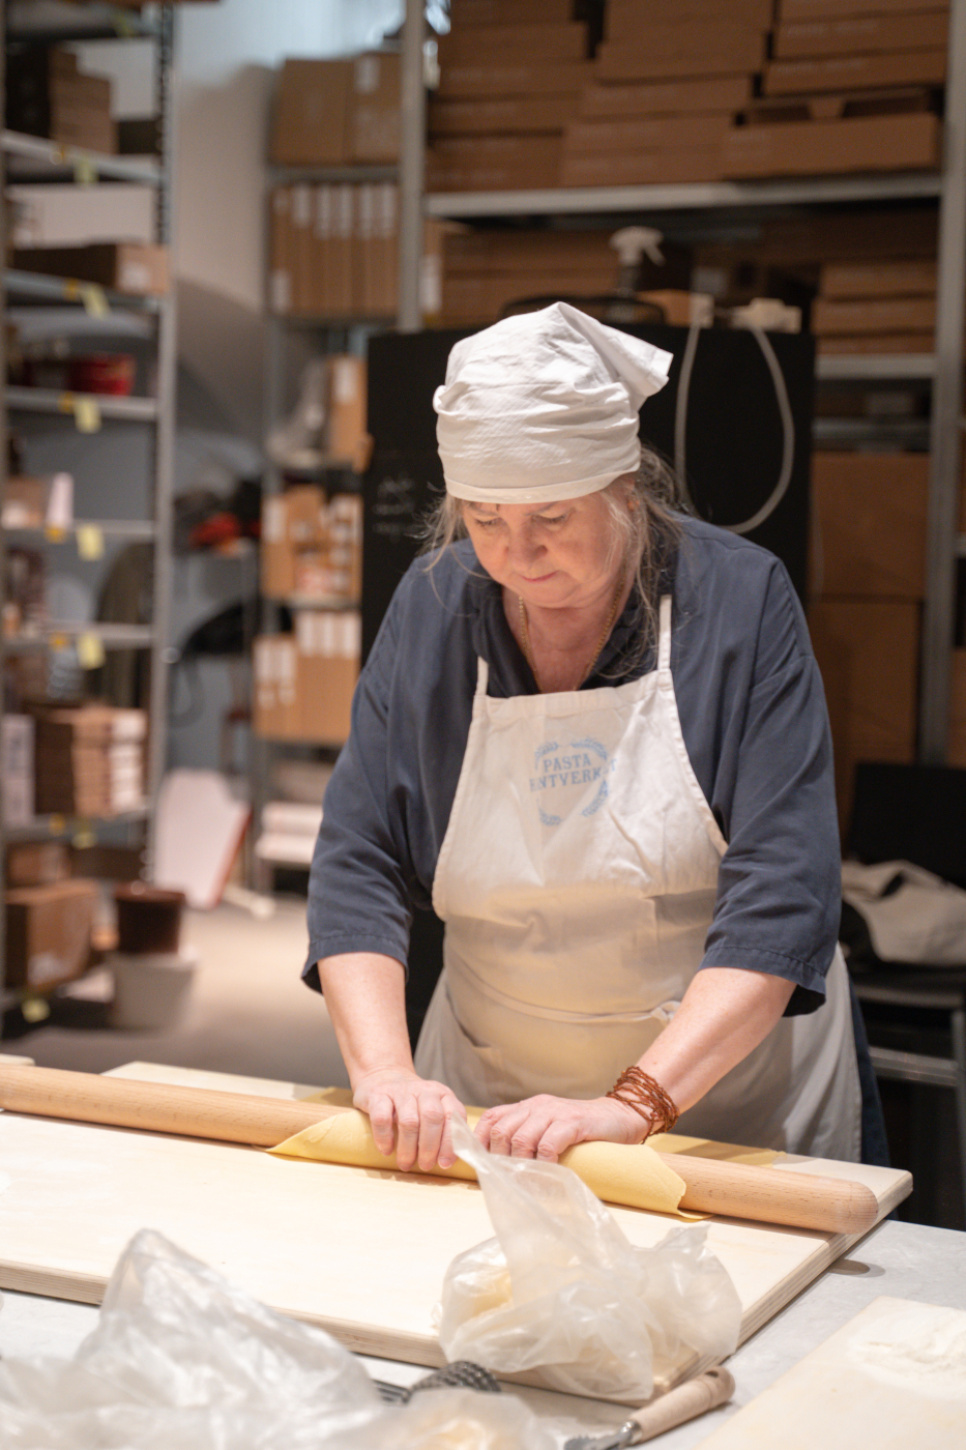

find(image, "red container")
[68,353,136,396]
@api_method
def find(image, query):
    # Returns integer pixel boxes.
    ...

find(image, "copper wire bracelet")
[606,1066,680,1140]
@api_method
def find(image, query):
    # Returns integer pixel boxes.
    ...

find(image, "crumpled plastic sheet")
[438,1119,743,1401]
[0,1228,555,1450]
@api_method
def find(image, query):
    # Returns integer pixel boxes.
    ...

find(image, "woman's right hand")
[352,1067,467,1173]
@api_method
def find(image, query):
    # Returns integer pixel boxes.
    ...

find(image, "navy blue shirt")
[305,517,840,1015]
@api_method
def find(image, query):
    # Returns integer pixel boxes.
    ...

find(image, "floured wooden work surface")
[0,1064,910,1401]
[697,1296,966,1448]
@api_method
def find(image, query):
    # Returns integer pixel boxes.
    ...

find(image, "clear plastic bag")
[0,1228,554,1450]
[438,1120,742,1401]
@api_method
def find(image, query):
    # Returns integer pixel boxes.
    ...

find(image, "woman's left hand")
[475,1094,648,1161]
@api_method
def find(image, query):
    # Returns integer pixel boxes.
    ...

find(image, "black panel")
[848,764,966,889]
[362,322,815,659]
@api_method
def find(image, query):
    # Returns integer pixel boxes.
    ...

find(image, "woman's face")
[461,485,631,613]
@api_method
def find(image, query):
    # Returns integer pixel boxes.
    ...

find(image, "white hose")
[673,324,796,535]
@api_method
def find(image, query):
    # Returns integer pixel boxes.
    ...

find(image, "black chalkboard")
[362,322,815,659]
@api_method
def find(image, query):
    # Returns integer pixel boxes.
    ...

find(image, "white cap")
[433,301,673,504]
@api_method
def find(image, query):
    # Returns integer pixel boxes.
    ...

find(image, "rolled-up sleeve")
[694,558,841,1013]
[304,594,415,988]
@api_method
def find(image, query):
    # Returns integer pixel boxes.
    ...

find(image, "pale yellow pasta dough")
[269,1108,687,1216]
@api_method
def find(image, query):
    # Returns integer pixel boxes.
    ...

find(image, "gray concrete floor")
[5,896,350,1089]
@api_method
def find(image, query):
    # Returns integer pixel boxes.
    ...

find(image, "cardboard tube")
[0,1065,878,1234]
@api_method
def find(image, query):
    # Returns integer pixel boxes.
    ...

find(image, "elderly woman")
[305,303,867,1177]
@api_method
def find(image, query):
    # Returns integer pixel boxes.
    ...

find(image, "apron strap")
[657,595,673,673]
[475,657,489,696]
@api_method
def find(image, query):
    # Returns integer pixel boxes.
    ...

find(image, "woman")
[305,302,867,1177]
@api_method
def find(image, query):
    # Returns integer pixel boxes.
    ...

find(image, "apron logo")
[531,737,614,826]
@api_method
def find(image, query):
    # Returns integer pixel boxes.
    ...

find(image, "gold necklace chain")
[518,573,625,693]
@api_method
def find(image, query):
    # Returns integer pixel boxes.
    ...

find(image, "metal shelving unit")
[404,0,966,765]
[0,0,178,1004]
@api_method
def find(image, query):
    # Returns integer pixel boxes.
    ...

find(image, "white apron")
[416,598,861,1160]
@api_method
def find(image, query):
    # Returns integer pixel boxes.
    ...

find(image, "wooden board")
[697,1297,966,1448]
[0,1064,909,1403]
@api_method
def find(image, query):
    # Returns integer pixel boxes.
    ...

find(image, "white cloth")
[842,858,966,965]
[433,301,673,503]
[417,598,861,1160]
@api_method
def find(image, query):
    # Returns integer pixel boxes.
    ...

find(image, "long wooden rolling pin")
[0,1065,878,1235]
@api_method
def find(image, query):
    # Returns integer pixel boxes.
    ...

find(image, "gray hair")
[420,446,685,668]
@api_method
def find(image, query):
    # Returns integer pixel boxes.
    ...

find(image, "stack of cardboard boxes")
[5,45,115,154]
[271,53,400,168]
[561,0,771,187]
[427,0,593,192]
[269,181,400,319]
[723,0,945,179]
[268,52,403,317]
[435,225,694,327]
[807,451,930,831]
[253,612,361,747]
[33,705,146,819]
[260,484,363,606]
[811,259,938,356]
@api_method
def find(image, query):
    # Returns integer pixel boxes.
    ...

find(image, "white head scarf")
[433,301,673,504]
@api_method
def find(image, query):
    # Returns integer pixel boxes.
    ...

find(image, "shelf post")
[397,0,426,332]
[145,0,178,873]
[921,0,966,761]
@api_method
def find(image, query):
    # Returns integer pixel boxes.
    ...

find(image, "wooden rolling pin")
[0,1065,878,1235]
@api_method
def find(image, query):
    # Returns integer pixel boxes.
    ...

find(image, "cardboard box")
[11,242,169,296]
[350,52,400,163]
[560,145,724,188]
[357,181,399,317]
[579,76,752,118]
[428,135,563,192]
[1,715,34,828]
[765,49,947,94]
[435,59,591,99]
[807,599,921,828]
[812,294,936,335]
[774,11,950,58]
[438,22,588,66]
[722,112,940,179]
[949,649,966,770]
[4,879,98,991]
[564,114,731,153]
[268,187,293,314]
[429,94,581,136]
[607,0,774,35]
[443,229,614,274]
[326,356,367,463]
[295,610,361,744]
[5,840,69,888]
[808,451,930,600]
[750,208,938,265]
[253,635,300,739]
[260,496,297,599]
[271,58,353,165]
[450,0,572,21]
[596,26,767,82]
[780,0,949,20]
[820,260,937,298]
[441,271,619,326]
[1,476,47,529]
[817,332,935,355]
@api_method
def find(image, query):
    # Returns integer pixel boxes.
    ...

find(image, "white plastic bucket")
[108,948,198,1031]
